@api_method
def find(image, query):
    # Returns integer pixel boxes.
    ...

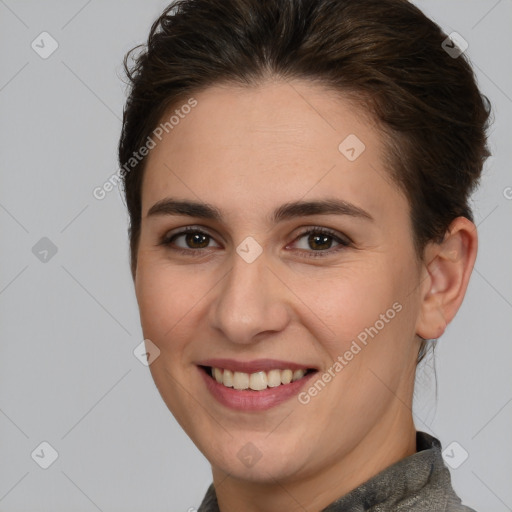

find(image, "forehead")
[141,79,406,226]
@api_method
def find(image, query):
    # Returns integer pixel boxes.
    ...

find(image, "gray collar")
[197,432,477,511]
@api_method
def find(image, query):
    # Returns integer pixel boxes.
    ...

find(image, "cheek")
[289,262,401,355]
[135,255,232,373]
[135,258,195,348]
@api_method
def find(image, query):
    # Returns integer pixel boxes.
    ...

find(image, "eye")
[288,227,351,258]
[160,226,220,255]
[159,225,351,258]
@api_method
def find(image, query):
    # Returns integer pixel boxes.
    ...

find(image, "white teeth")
[233,371,249,390]
[281,369,293,384]
[210,367,311,391]
[214,367,223,383]
[249,371,267,391]
[267,369,282,388]
[292,369,306,381]
[223,369,233,387]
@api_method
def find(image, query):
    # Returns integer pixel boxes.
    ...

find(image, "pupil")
[310,234,331,250]
[187,233,209,248]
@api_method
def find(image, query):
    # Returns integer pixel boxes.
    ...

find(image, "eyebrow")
[146,197,374,224]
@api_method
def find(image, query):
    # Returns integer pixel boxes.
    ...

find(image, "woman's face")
[135,79,424,484]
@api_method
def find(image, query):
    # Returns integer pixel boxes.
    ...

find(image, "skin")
[133,78,478,512]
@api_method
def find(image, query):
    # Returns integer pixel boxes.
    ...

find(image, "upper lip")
[197,358,317,374]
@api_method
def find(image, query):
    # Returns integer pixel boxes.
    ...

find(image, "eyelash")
[159,226,351,259]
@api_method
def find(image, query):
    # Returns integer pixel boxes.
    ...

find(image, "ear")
[415,217,478,340]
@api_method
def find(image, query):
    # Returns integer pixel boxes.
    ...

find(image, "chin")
[203,435,311,484]
[213,454,304,484]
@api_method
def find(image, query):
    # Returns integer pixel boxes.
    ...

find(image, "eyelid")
[161,225,221,248]
[287,226,351,258]
[291,225,352,245]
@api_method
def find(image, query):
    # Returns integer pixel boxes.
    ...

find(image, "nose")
[208,247,290,345]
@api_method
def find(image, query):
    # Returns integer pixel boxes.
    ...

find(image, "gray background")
[0,1,511,510]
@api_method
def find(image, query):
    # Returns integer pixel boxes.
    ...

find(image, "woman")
[118,0,490,510]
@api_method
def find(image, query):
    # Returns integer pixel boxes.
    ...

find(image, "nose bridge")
[209,247,288,344]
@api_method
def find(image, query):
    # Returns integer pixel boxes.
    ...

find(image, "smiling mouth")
[199,365,318,391]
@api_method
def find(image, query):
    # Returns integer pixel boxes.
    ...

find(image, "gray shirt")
[197,431,477,511]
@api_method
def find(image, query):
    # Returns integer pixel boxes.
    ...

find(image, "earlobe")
[415,217,478,341]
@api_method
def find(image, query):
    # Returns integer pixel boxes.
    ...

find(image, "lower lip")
[198,366,317,411]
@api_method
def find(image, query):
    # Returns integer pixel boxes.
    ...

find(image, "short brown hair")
[118,0,491,360]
